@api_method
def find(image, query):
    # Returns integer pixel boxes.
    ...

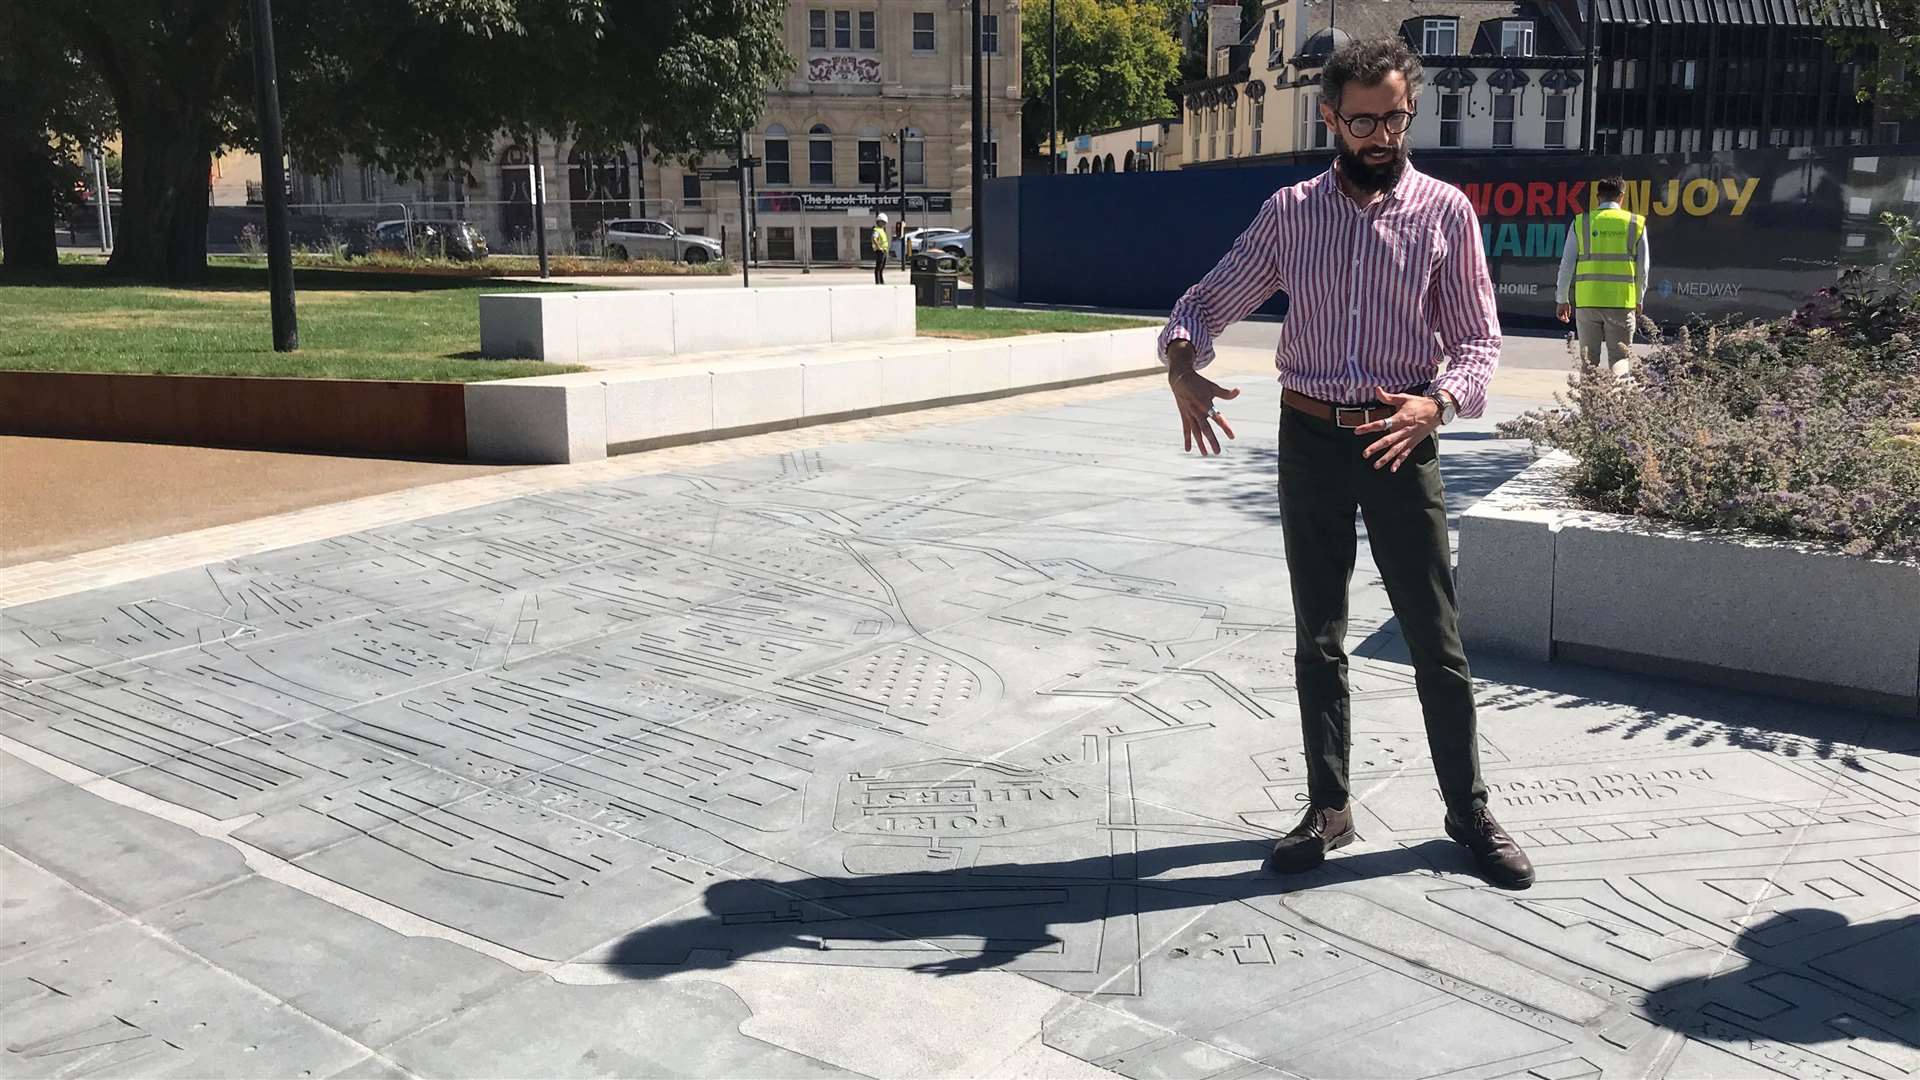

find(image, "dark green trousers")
[1275,405,1488,817]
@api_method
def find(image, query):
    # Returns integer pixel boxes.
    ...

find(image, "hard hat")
[877,213,889,222]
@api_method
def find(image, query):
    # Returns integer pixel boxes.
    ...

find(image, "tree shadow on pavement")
[605,837,1469,979]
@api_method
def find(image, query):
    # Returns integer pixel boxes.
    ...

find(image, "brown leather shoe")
[1445,808,1535,889]
[1266,803,1356,873]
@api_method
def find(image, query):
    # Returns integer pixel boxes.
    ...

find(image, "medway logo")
[1454,176,1763,260]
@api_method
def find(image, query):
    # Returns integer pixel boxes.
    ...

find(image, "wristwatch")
[1428,390,1458,426]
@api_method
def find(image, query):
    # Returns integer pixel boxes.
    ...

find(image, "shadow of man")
[1641,907,1919,1055]
[606,836,1463,979]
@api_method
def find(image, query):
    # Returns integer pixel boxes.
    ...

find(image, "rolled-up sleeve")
[1158,196,1285,370]
[1426,198,1502,418]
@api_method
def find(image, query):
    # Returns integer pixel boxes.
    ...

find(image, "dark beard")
[1336,143,1408,194]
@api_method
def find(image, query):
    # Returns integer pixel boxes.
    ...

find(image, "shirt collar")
[1599,200,1621,209]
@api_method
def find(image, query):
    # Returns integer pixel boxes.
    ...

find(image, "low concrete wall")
[1460,452,1920,717]
[0,371,468,459]
[464,327,1165,464]
[478,285,915,362]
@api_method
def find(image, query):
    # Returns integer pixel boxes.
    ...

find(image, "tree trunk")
[107,97,215,282]
[0,137,60,273]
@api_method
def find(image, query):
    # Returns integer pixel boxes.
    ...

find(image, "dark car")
[347,219,488,261]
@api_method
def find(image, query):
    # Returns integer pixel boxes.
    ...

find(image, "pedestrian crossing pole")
[247,0,298,351]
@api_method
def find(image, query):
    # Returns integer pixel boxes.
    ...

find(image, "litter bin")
[910,252,961,308]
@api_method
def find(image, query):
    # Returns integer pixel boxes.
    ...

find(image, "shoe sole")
[1444,819,1535,889]
[1264,828,1356,874]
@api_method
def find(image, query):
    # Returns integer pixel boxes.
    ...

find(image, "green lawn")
[917,307,1159,339]
[0,265,580,382]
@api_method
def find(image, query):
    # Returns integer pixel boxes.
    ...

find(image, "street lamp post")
[1583,0,1597,154]
[970,0,986,308]
[247,0,297,351]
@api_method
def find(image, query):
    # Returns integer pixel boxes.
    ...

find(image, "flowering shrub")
[1500,215,1920,560]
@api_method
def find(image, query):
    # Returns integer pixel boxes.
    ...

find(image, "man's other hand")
[1165,340,1239,456]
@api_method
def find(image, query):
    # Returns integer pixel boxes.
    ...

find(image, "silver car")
[602,219,723,263]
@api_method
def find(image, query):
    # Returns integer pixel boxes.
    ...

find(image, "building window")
[1493,92,1515,148]
[682,173,702,208]
[809,124,834,185]
[1499,20,1534,57]
[858,138,882,186]
[1613,59,1638,89]
[913,11,935,50]
[1440,91,1463,147]
[1226,102,1237,157]
[1422,18,1457,55]
[1669,60,1697,89]
[1312,95,1330,148]
[765,126,791,184]
[984,138,999,178]
[903,128,926,184]
[858,10,876,49]
[1544,92,1567,148]
[767,226,796,260]
[809,9,826,48]
[834,9,850,48]
[811,226,838,261]
[983,13,999,54]
[1252,99,1264,155]
[1268,16,1284,58]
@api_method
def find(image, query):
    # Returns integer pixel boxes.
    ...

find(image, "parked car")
[602,219,724,264]
[932,230,971,258]
[347,219,487,261]
[888,227,963,261]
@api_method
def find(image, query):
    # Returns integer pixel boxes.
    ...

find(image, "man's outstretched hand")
[1165,340,1239,455]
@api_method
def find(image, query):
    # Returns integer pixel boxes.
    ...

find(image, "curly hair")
[1323,38,1424,107]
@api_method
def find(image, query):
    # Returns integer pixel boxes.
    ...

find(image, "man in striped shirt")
[1161,37,1534,890]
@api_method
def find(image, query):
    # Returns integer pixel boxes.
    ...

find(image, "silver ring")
[1383,416,1396,432]
[1207,408,1221,420]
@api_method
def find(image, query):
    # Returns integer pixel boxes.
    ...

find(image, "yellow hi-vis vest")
[1572,206,1645,309]
[872,226,888,253]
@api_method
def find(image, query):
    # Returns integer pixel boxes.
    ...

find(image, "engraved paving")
[3,381,1916,1079]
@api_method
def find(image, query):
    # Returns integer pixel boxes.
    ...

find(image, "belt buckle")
[1334,406,1369,429]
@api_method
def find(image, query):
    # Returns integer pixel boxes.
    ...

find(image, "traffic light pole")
[530,133,549,279]
[737,130,751,288]
[897,127,908,237]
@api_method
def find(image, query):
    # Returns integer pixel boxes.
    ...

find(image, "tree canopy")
[4,0,791,280]
[1824,0,1919,120]
[1020,0,1184,159]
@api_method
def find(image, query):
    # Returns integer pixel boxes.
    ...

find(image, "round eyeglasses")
[1334,110,1416,137]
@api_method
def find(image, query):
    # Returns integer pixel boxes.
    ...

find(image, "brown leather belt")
[1282,388,1397,429]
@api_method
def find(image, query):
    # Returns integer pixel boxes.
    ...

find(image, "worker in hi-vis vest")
[871,212,890,285]
[1556,176,1651,377]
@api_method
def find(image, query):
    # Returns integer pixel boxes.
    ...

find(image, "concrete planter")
[1460,452,1920,717]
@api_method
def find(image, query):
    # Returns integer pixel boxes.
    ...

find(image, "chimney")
[1207,4,1242,77]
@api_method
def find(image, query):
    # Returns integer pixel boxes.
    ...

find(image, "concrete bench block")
[1552,520,1920,708]
[829,286,912,342]
[756,287,837,349]
[478,294,576,361]
[604,370,713,446]
[711,363,803,430]
[879,349,951,406]
[1108,328,1164,374]
[801,356,886,418]
[1458,507,1558,662]
[1008,336,1071,388]
[1059,331,1112,380]
[464,380,606,464]
[573,292,674,361]
[671,290,761,354]
[948,342,1013,398]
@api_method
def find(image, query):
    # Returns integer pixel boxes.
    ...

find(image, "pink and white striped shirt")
[1159,161,1502,418]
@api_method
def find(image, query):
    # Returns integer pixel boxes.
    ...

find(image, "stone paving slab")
[3,377,1916,1080]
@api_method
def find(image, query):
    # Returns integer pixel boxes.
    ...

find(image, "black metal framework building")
[1558,0,1893,154]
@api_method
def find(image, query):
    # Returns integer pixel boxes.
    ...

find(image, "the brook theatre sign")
[757,191,956,214]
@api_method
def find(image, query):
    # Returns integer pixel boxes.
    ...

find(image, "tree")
[25,0,791,282]
[1822,0,1920,120]
[1020,0,1183,160]
[0,10,115,274]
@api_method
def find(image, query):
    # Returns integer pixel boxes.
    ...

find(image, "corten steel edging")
[0,371,469,460]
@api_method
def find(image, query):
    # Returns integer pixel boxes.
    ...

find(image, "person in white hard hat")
[871,212,890,284]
